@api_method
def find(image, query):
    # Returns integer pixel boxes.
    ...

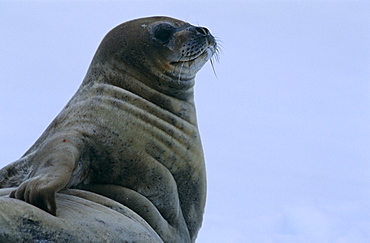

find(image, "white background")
[1,1,369,242]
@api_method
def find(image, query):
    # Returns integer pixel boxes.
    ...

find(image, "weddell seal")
[0,16,217,242]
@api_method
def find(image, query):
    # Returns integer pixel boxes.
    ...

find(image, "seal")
[0,16,217,242]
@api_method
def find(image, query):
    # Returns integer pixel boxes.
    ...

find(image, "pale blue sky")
[1,1,370,242]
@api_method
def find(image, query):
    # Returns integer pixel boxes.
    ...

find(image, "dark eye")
[153,23,175,44]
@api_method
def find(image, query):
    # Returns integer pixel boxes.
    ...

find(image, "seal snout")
[173,25,216,61]
[187,26,215,44]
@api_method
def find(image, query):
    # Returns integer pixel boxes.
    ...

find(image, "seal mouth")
[170,52,203,66]
[170,59,197,68]
[170,46,215,67]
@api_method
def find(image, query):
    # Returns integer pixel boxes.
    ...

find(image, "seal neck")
[83,63,198,125]
[120,62,196,102]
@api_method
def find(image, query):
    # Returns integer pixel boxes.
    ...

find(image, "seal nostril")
[195,27,209,36]
[187,26,210,36]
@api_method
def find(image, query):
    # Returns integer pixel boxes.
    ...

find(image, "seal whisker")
[210,59,218,79]
[177,58,185,82]
[187,56,192,77]
[213,37,222,63]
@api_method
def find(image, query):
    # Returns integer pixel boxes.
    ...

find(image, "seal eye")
[153,23,175,44]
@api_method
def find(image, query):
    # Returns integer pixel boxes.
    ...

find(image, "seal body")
[0,16,216,242]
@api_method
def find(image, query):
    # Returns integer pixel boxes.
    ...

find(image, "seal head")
[88,16,217,99]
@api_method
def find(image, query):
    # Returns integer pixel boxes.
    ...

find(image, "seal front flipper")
[8,132,82,216]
